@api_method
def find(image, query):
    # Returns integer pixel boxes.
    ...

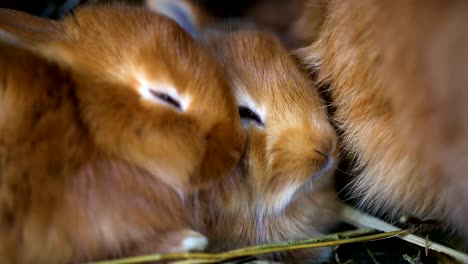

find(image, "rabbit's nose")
[313,148,331,168]
[312,138,337,176]
[314,149,328,159]
[312,148,335,179]
[314,138,337,158]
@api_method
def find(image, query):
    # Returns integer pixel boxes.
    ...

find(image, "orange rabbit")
[199,29,340,263]
[296,0,468,237]
[0,4,244,263]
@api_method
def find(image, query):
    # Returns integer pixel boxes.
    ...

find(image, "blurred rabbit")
[296,0,468,237]
[0,4,244,263]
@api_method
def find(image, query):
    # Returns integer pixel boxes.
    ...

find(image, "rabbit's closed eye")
[139,82,185,111]
[149,89,182,110]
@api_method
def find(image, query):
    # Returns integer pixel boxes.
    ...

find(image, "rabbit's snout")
[312,149,336,180]
[312,138,337,176]
[270,126,337,172]
[314,137,336,159]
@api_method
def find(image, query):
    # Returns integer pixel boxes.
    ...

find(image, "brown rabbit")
[198,28,340,264]
[295,0,468,237]
[0,4,244,263]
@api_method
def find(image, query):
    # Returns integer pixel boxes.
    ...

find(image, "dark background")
[0,0,257,19]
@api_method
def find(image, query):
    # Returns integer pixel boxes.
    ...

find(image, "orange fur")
[142,2,341,262]
[0,5,244,263]
[298,0,468,237]
[199,29,340,263]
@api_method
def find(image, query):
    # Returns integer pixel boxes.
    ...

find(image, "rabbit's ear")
[0,35,73,135]
[145,0,207,39]
[0,8,63,43]
[0,9,74,69]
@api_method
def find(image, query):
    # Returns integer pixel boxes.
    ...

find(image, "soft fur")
[199,29,340,264]
[0,5,244,263]
[297,0,468,237]
[143,1,341,262]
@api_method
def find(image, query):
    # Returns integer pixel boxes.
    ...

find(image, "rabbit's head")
[0,5,245,194]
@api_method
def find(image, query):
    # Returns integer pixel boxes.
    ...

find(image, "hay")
[86,205,467,264]
[86,229,407,264]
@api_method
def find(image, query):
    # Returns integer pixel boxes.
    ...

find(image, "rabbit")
[0,4,245,263]
[144,1,341,263]
[197,28,341,264]
[293,0,468,238]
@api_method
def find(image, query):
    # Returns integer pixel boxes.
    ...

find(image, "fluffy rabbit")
[0,4,244,263]
[198,28,340,264]
[296,0,468,237]
[145,1,341,262]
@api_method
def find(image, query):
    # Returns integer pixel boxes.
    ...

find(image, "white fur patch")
[0,30,23,47]
[267,184,301,214]
[181,233,208,252]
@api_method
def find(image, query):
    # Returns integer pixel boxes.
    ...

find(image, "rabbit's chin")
[259,183,303,215]
[262,172,336,215]
[203,185,339,263]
